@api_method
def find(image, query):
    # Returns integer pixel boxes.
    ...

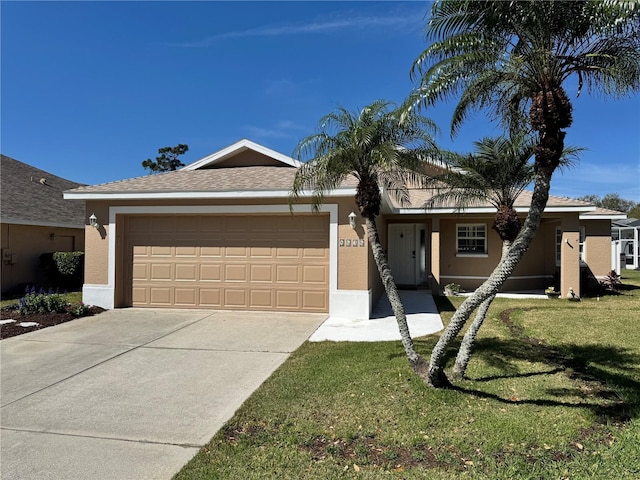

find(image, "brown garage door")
[123,214,329,312]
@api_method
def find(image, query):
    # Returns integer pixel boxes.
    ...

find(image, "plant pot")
[546,292,560,299]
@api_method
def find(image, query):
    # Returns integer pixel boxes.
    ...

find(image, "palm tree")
[290,100,437,374]
[424,135,581,378]
[410,0,640,387]
[425,134,535,378]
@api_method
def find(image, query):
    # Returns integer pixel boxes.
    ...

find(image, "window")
[579,226,586,262]
[457,224,487,255]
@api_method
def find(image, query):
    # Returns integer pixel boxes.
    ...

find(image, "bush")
[40,252,84,290]
[68,302,92,318]
[19,292,70,315]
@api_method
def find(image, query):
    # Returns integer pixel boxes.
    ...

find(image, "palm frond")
[290,100,439,217]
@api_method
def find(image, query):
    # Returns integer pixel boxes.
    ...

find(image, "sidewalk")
[310,290,444,342]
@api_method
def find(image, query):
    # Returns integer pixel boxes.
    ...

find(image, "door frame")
[387,223,429,287]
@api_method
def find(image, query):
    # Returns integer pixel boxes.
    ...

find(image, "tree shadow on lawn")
[392,326,639,425]
[457,336,640,423]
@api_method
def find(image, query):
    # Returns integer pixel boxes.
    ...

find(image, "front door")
[388,224,417,286]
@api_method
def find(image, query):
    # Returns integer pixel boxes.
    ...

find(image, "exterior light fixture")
[348,211,357,229]
[89,213,100,230]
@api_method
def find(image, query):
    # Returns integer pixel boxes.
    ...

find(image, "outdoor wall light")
[89,213,100,230]
[348,211,357,229]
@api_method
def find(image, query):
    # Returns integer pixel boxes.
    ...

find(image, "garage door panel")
[174,288,197,306]
[200,264,222,281]
[276,290,300,309]
[126,214,328,312]
[132,264,148,281]
[276,265,299,283]
[199,288,221,306]
[225,264,247,282]
[175,246,197,257]
[200,246,222,257]
[276,247,299,258]
[303,247,327,258]
[175,264,197,281]
[150,264,172,281]
[249,290,273,308]
[149,288,172,305]
[249,246,273,257]
[225,289,247,307]
[302,291,328,311]
[250,264,273,282]
[302,265,327,284]
[132,287,147,304]
[225,246,247,257]
[150,246,172,256]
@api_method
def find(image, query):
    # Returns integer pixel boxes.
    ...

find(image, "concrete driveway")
[0,308,326,480]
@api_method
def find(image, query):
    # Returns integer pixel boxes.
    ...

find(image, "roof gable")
[1,154,86,227]
[182,139,301,171]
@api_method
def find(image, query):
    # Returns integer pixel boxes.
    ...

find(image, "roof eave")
[1,217,85,229]
[581,213,628,221]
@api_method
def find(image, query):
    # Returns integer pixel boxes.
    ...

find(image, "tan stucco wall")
[583,219,613,278]
[84,202,111,285]
[434,215,558,292]
[337,201,369,291]
[560,213,581,297]
[1,223,85,293]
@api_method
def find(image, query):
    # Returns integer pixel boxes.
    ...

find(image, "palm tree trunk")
[427,168,553,387]
[364,216,428,374]
[452,294,496,378]
[452,241,511,377]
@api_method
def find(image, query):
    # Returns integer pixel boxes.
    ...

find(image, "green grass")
[0,291,83,308]
[176,271,640,479]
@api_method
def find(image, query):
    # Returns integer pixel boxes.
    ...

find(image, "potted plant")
[444,283,462,296]
[545,286,560,298]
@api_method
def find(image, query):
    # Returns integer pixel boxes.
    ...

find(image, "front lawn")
[176,271,640,479]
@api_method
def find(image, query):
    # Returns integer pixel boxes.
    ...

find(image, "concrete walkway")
[0,309,326,480]
[310,290,444,342]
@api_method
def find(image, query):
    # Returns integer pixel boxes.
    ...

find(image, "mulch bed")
[0,306,105,340]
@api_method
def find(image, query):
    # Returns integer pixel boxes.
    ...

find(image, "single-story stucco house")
[1,155,86,294]
[63,139,624,319]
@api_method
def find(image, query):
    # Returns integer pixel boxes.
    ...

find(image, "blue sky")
[2,1,639,202]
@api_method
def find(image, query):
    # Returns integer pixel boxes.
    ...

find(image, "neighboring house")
[612,217,640,270]
[64,139,623,318]
[1,155,86,294]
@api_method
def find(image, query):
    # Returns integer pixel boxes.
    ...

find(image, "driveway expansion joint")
[0,427,202,449]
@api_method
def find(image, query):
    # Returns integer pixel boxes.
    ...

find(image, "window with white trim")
[556,227,562,265]
[457,224,487,255]
[579,226,586,262]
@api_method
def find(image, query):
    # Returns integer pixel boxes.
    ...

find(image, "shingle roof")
[387,188,599,212]
[582,207,627,217]
[65,165,359,196]
[1,155,85,227]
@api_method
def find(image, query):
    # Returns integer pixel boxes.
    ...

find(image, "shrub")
[40,252,84,290]
[18,292,70,315]
[601,270,622,292]
[68,302,92,318]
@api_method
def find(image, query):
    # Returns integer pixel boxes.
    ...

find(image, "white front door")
[388,224,416,285]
